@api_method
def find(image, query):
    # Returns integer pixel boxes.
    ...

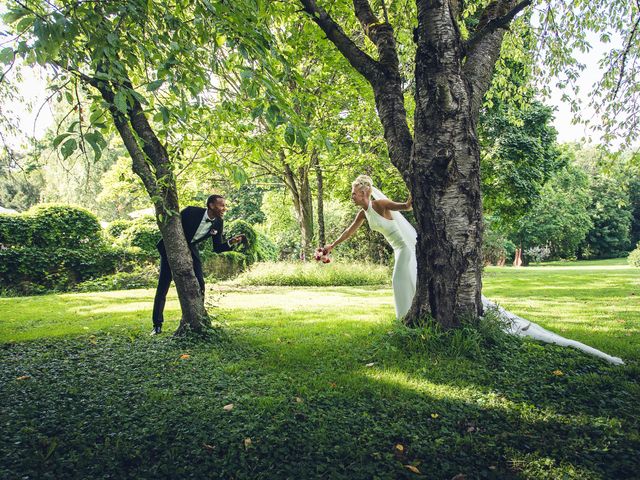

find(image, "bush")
[234,261,390,287]
[0,244,125,294]
[28,204,102,249]
[525,245,552,264]
[482,228,516,266]
[0,205,144,295]
[106,219,133,239]
[628,243,640,267]
[0,213,32,246]
[117,221,161,258]
[224,219,258,263]
[255,231,279,262]
[200,219,277,268]
[203,251,247,280]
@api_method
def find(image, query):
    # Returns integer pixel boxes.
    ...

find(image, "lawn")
[1,260,638,479]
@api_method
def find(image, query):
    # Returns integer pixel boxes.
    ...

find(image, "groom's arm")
[211,219,233,253]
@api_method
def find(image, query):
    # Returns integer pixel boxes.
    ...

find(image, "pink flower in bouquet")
[314,247,324,261]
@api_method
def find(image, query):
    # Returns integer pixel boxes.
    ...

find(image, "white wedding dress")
[363,190,623,365]
[363,198,417,319]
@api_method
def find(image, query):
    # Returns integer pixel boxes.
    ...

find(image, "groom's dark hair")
[206,194,224,208]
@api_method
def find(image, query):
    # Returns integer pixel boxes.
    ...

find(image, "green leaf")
[3,8,30,24]
[324,137,334,152]
[250,105,264,120]
[284,124,295,146]
[89,108,105,124]
[0,48,14,64]
[114,91,128,114]
[147,79,164,91]
[160,106,170,124]
[53,133,72,148]
[84,132,104,161]
[60,138,77,159]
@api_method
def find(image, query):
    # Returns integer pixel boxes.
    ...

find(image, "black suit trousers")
[152,243,205,327]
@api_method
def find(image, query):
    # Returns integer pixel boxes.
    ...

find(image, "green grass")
[233,261,390,286]
[483,261,640,361]
[531,257,630,267]
[1,260,639,479]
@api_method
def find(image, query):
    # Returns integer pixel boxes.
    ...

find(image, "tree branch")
[465,0,532,52]
[463,0,533,116]
[299,0,380,83]
[612,0,640,101]
[352,0,400,71]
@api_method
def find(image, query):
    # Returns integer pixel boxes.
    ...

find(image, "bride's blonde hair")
[352,174,373,193]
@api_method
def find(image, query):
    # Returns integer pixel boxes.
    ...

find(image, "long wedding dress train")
[362,196,624,365]
[481,296,624,365]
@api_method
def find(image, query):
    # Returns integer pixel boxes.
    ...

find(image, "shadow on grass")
[1,284,639,479]
[1,320,638,480]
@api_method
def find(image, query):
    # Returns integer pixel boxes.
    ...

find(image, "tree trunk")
[94,77,210,335]
[300,0,530,328]
[283,156,315,260]
[401,1,484,328]
[314,153,326,247]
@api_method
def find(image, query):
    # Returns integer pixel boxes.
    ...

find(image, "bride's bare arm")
[377,194,412,212]
[324,210,366,253]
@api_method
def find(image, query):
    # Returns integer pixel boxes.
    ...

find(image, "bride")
[324,175,624,365]
[323,175,417,319]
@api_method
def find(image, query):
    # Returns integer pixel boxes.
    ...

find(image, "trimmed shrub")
[0,214,32,247]
[28,204,102,249]
[0,244,124,294]
[0,205,144,295]
[628,243,640,267]
[225,219,258,263]
[255,231,279,262]
[200,219,277,268]
[203,251,247,280]
[118,222,161,258]
[106,219,133,239]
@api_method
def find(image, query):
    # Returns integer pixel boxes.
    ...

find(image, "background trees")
[1,0,638,325]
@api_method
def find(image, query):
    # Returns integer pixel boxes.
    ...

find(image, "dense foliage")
[0,205,134,294]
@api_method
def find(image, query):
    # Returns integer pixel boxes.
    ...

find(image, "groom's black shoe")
[150,325,162,335]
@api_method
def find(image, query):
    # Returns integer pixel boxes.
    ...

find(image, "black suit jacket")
[156,206,232,258]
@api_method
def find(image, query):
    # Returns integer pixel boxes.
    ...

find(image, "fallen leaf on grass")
[294,397,303,403]
[431,413,439,419]
[180,354,191,360]
[394,443,405,453]
[243,437,252,449]
[203,443,216,451]
[405,465,421,474]
[552,369,563,376]
[451,474,467,480]
[223,403,234,411]
[16,375,30,381]
[365,362,375,367]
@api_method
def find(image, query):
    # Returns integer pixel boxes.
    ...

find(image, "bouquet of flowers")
[314,247,331,263]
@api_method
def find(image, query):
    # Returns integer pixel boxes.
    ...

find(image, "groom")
[151,194,245,334]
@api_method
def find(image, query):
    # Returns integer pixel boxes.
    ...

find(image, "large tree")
[2,0,278,334]
[298,0,639,328]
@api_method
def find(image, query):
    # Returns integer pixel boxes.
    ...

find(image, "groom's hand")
[229,234,246,245]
